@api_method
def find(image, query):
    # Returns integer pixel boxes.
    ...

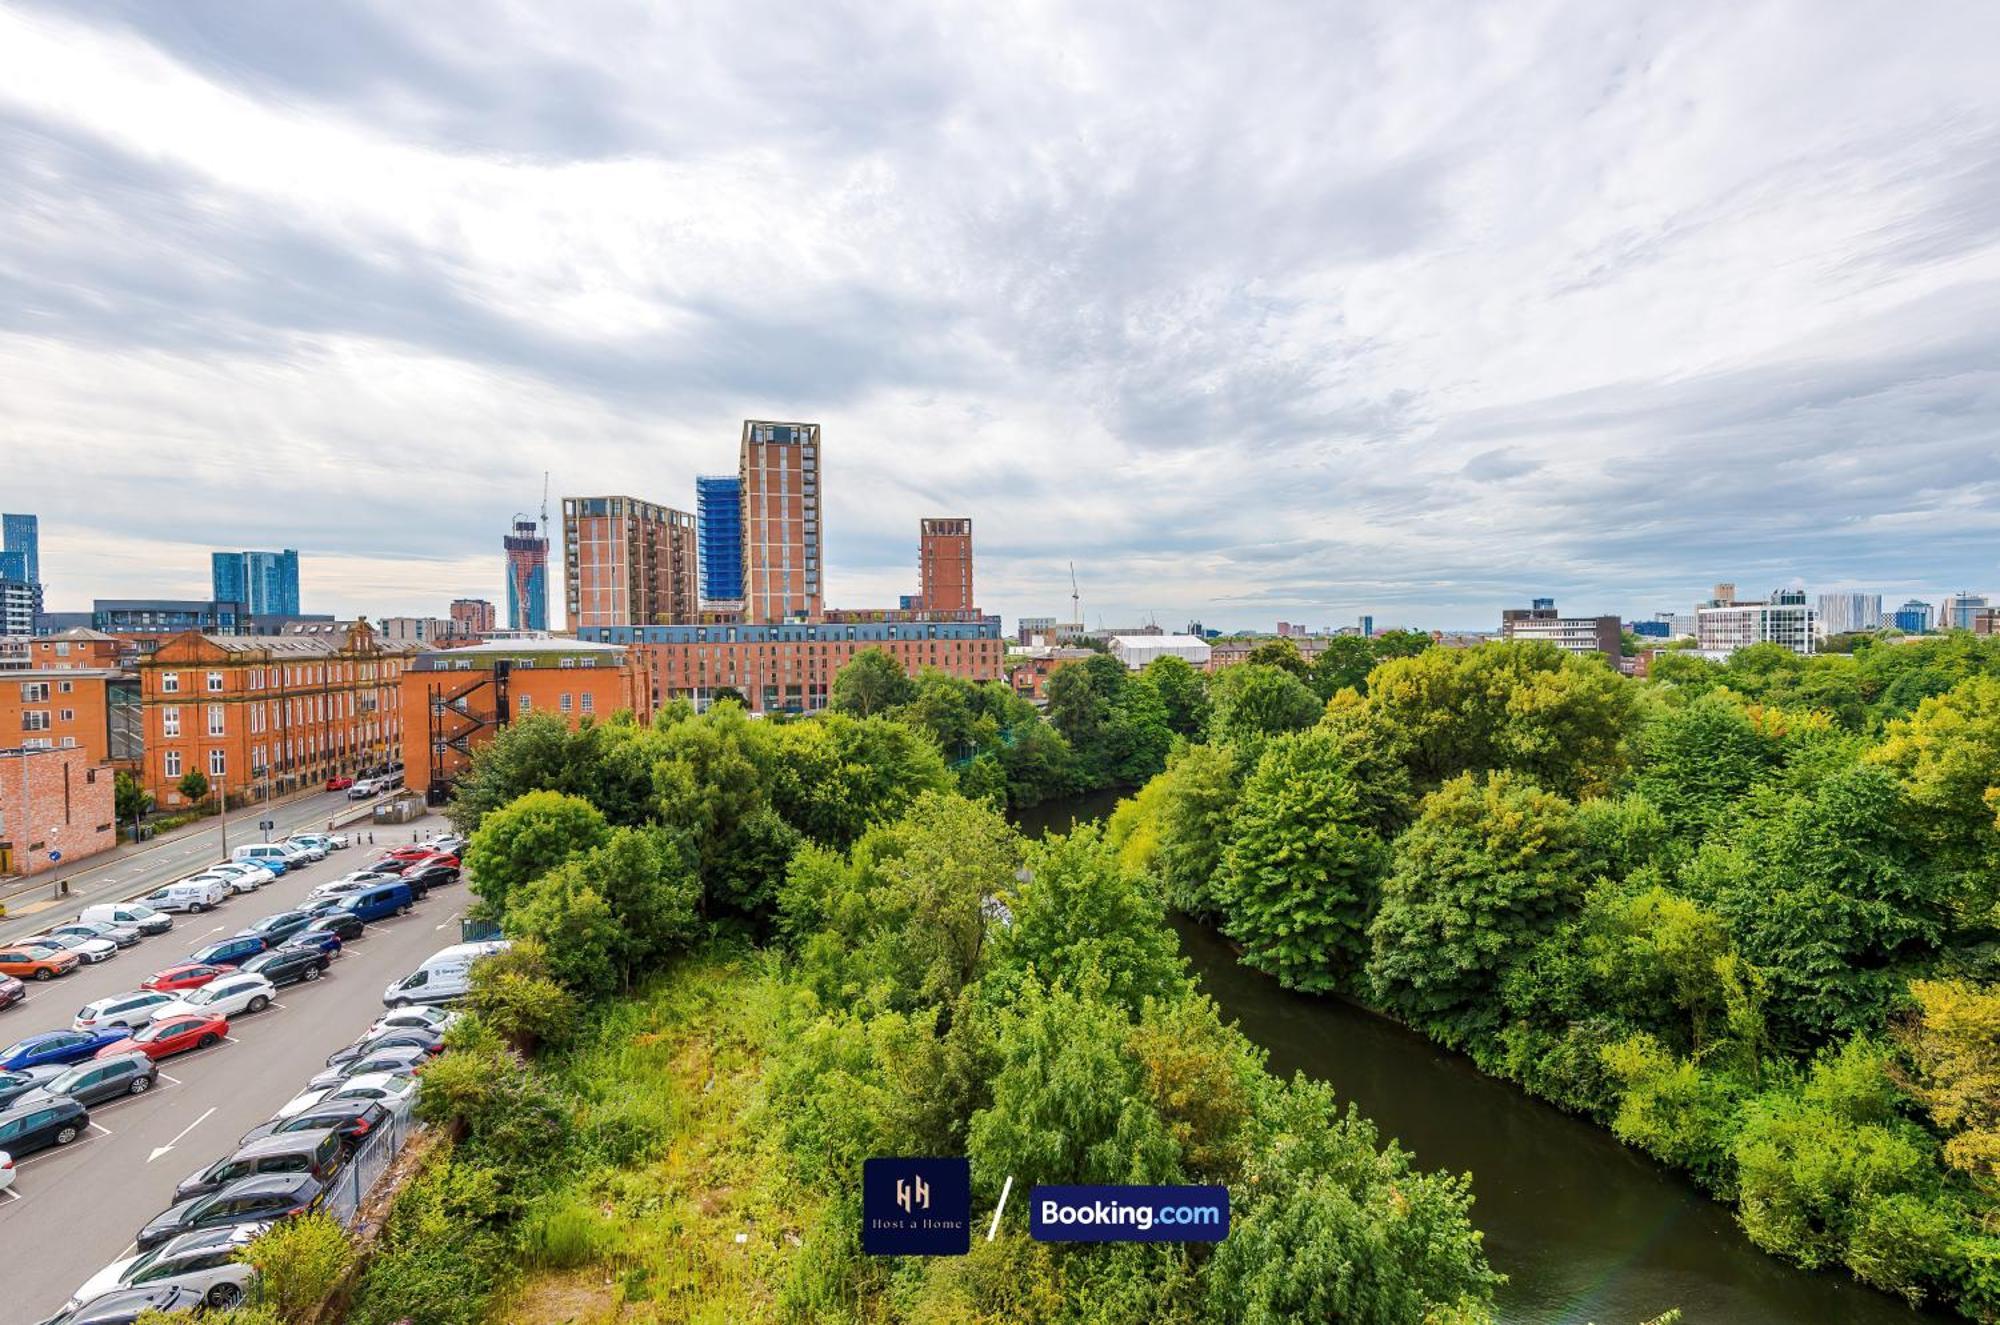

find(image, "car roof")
[293,1096,381,1118]
[0,1094,82,1120]
[154,1220,269,1258]
[232,1126,340,1158]
[212,1169,319,1197]
[75,1051,151,1071]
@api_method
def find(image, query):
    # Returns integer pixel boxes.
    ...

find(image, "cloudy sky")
[3,1,1997,632]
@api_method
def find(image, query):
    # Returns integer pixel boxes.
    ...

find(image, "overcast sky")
[3,2,1997,632]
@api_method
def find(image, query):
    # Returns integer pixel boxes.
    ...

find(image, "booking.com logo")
[1028,1184,1230,1243]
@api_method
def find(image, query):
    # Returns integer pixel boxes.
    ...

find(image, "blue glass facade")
[1,512,38,585]
[1892,602,1934,633]
[211,549,301,616]
[696,475,743,602]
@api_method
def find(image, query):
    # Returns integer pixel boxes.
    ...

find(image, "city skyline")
[2,4,1998,630]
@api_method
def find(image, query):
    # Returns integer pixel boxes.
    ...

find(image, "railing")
[322,1096,420,1229]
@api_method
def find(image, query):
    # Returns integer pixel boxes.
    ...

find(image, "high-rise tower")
[918,518,973,613]
[739,420,821,622]
[561,496,699,628]
[504,518,549,631]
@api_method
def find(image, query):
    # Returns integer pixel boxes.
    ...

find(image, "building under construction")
[503,518,548,631]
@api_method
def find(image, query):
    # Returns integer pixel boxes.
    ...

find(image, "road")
[0,810,468,1321]
[1,787,405,947]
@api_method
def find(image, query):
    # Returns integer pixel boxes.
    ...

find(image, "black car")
[24,1052,157,1107]
[175,1127,346,1203]
[41,1284,206,1325]
[240,945,330,987]
[238,1097,389,1154]
[0,1067,50,1108]
[135,1171,329,1250]
[237,910,315,947]
[326,1026,442,1068]
[0,1096,90,1157]
[402,862,460,895]
[297,912,365,944]
[307,1044,431,1089]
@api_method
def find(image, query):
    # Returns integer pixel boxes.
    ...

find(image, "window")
[21,710,49,731]
[207,705,225,736]
[58,679,71,693]
[560,692,573,713]
[19,681,48,701]
[162,672,180,693]
[209,749,227,776]
[162,706,181,737]
[517,695,532,713]
[580,692,594,713]
[206,671,224,692]
[59,708,73,721]
[164,750,182,778]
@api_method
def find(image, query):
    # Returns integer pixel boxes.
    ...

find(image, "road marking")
[148,1106,215,1161]
[87,1122,112,1136]
[433,910,462,931]
[0,1187,22,1205]
[157,1072,183,1086]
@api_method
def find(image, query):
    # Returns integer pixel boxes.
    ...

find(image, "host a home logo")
[863,1158,971,1255]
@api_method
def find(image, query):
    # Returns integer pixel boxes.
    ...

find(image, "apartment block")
[0,745,115,877]
[918,518,974,613]
[450,598,497,636]
[1499,599,1622,660]
[1696,588,1817,658]
[740,420,822,623]
[1816,592,1883,637]
[211,549,301,617]
[377,616,467,645]
[399,639,652,802]
[1940,592,1990,631]
[562,495,699,629]
[1892,600,1935,633]
[136,623,417,806]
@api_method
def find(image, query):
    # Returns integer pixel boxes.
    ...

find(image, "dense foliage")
[1113,633,2000,1319]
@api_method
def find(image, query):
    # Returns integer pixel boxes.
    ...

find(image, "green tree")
[766,713,953,847]
[1117,742,1241,916]
[114,770,153,832]
[1599,1032,1746,1189]
[1867,675,2000,891]
[463,789,611,917]
[1207,663,1321,751]
[651,704,784,917]
[1368,772,1587,1043]
[829,647,916,717]
[1897,978,2000,1199]
[1632,691,1780,843]
[505,869,624,999]
[176,768,210,805]
[447,712,659,832]
[1217,730,1391,993]
[1143,653,1210,737]
[1369,628,1432,659]
[1307,635,1376,700]
[239,1214,354,1322]
[460,939,580,1053]
[1244,637,1310,677]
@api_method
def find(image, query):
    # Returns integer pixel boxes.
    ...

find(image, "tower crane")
[1069,562,1080,629]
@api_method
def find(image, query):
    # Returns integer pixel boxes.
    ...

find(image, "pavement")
[0,809,471,1321]
[1,787,408,945]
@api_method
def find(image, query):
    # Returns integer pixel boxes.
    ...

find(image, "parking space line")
[86,1122,111,1136]
[157,1073,182,1086]
[0,1187,23,1204]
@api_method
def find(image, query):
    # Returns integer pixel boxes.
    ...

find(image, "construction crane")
[540,470,551,540]
[1069,561,1081,628]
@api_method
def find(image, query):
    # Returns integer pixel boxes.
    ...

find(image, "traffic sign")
[259,819,275,831]
[46,849,61,862]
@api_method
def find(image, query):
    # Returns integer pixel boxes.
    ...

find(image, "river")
[1012,789,1949,1325]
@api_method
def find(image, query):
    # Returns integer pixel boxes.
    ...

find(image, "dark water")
[1014,792,1951,1325]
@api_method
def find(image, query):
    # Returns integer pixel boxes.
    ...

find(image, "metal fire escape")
[424,662,510,804]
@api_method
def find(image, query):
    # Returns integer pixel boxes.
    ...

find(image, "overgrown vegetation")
[1109,633,2000,1319]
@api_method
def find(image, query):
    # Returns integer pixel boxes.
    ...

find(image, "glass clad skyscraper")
[696,475,744,603]
[210,548,301,616]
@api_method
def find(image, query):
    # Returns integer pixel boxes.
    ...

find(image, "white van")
[78,901,173,936]
[231,843,297,867]
[143,878,230,913]
[382,940,510,1008]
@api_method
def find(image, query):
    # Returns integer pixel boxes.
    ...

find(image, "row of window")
[514,693,592,715]
[155,660,407,694]
[16,680,76,701]
[18,710,76,730]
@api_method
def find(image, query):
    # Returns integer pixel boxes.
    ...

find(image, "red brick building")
[918,518,974,613]
[450,598,497,636]
[741,420,822,623]
[0,746,116,876]
[561,495,699,629]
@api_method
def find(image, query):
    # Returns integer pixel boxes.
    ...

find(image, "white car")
[276,1070,417,1120]
[367,1005,460,1038]
[309,873,392,901]
[153,972,277,1022]
[0,1149,12,1197]
[214,860,277,885]
[202,864,270,895]
[33,932,119,965]
[144,879,230,914]
[63,1222,262,1313]
[75,991,178,1033]
[50,920,142,949]
[282,837,328,861]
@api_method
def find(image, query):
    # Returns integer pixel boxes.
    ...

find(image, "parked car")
[31,932,120,965]
[38,1283,207,1325]
[141,963,228,993]
[367,1005,459,1038]
[0,1068,52,1109]
[229,844,298,871]
[238,1097,389,1154]
[48,920,141,949]
[74,991,177,1033]
[135,1171,329,1250]
[280,837,327,861]
[428,833,468,856]
[383,940,508,1007]
[306,1044,432,1090]
[187,936,268,969]
[0,1096,90,1157]
[308,872,393,901]
[0,975,24,1010]
[61,1223,264,1315]
[174,1129,345,1203]
[237,911,314,947]
[17,1051,158,1107]
[316,1070,419,1115]
[142,880,228,914]
[207,862,275,889]
[187,870,260,898]
[79,902,173,936]
[346,778,380,799]
[0,1148,11,1196]
[0,943,81,982]
[296,912,364,945]
[153,973,277,1022]
[1,1028,130,1071]
[238,946,329,988]
[332,881,415,923]
[97,1012,229,1062]
[326,774,354,791]
[326,1027,443,1069]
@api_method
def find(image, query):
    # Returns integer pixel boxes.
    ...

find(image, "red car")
[326,775,354,791]
[97,1012,229,1061]
[141,962,230,992]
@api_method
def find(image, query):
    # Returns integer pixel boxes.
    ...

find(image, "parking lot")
[0,811,468,1320]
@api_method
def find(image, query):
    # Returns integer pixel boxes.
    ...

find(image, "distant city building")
[1109,634,1212,670]
[740,420,823,623]
[1276,621,1297,637]
[1,512,41,586]
[2,646,139,768]
[1816,592,1883,637]
[1358,615,1374,639]
[561,495,699,629]
[93,599,246,635]
[504,519,549,632]
[1696,587,1816,657]
[211,549,301,617]
[1499,600,1622,659]
[1007,646,1097,701]
[1630,620,1670,638]
[696,475,744,605]
[917,518,974,613]
[0,579,35,636]
[1892,599,1936,633]
[450,598,497,636]
[1710,583,1737,606]
[377,616,466,645]
[1017,616,1057,645]
[1939,591,1990,631]
[33,611,92,634]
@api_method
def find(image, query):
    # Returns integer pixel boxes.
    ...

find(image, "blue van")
[337,881,415,923]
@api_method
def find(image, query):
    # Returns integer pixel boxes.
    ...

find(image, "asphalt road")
[1,787,397,947]
[0,810,468,1321]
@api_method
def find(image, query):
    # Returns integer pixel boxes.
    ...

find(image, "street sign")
[259,820,275,831]
[46,849,61,862]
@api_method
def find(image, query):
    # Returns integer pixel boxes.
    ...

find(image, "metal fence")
[323,1097,420,1228]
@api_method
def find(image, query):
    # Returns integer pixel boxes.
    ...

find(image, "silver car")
[49,921,141,949]
[32,932,119,965]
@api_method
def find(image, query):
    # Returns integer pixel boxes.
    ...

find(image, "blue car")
[189,935,269,968]
[1,1027,130,1071]
[283,930,343,958]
